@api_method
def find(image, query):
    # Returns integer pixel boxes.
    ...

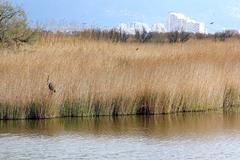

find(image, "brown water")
[1,112,240,159]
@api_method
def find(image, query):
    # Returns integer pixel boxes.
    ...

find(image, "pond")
[1,112,240,160]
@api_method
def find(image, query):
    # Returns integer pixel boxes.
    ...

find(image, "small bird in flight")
[210,22,214,25]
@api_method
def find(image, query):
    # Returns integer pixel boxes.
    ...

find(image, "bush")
[179,32,191,42]
[195,33,206,40]
[214,32,227,41]
[135,27,152,43]
[0,0,38,47]
[167,31,179,43]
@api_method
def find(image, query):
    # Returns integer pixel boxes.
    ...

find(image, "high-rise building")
[167,12,206,33]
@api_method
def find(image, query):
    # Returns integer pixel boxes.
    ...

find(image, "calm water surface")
[1,112,240,160]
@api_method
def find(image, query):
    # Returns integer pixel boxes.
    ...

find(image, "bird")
[47,75,56,93]
[210,22,214,25]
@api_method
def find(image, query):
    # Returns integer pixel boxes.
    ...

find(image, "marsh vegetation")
[1,34,240,119]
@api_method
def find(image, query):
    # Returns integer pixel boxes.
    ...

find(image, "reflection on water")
[1,112,240,159]
[1,111,240,137]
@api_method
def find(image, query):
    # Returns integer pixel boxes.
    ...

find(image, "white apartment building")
[167,12,206,33]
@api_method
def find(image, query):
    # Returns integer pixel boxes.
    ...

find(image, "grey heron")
[47,75,56,93]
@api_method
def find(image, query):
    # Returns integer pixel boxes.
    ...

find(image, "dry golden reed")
[1,35,240,119]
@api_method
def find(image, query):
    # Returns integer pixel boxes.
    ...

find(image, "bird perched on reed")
[47,75,56,93]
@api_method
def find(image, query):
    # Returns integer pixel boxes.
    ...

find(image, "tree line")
[50,28,240,43]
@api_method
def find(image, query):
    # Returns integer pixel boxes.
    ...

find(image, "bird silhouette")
[47,75,56,93]
[210,22,214,25]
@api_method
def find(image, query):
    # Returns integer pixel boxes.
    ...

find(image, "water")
[1,112,240,160]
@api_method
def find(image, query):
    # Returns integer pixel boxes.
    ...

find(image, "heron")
[47,75,56,93]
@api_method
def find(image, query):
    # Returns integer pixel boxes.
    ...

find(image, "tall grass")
[1,35,240,119]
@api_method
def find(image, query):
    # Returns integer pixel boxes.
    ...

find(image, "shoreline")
[0,106,237,120]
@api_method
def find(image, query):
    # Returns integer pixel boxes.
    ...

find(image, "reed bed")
[1,36,240,119]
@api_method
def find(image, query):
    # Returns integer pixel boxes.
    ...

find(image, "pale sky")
[10,0,240,32]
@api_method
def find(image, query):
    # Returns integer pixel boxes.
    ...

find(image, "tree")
[0,0,37,47]
[167,31,179,43]
[135,27,152,43]
[214,32,227,41]
[179,31,191,42]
